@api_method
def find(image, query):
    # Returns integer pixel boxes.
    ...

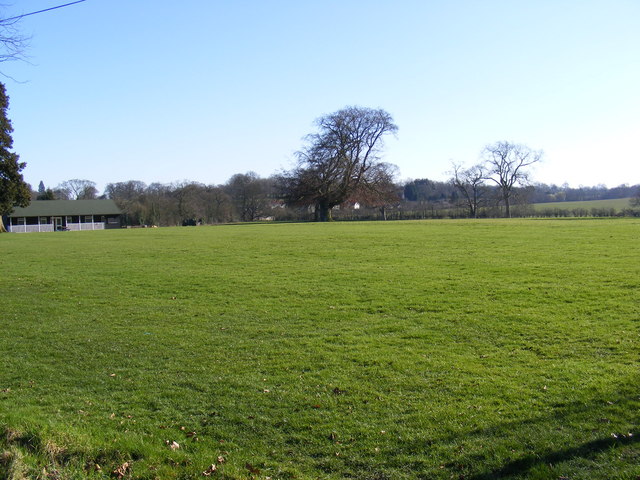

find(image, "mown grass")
[1,219,639,479]
[532,197,632,212]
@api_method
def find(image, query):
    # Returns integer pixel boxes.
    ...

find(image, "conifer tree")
[0,81,29,232]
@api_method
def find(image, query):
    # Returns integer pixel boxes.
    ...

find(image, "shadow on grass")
[418,380,640,479]
[467,434,639,480]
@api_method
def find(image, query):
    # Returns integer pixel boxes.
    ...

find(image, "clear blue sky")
[2,0,639,194]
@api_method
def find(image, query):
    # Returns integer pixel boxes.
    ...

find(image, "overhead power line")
[2,1,87,22]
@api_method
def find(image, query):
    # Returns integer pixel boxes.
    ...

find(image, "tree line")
[31,173,640,227]
[5,104,640,230]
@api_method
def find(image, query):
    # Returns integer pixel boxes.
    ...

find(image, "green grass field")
[532,197,632,212]
[1,219,639,479]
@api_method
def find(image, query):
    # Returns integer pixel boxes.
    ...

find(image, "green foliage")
[1,219,639,479]
[0,82,29,223]
[36,181,56,201]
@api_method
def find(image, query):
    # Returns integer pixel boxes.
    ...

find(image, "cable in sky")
[2,1,87,22]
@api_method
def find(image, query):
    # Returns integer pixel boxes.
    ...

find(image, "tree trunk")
[504,195,511,218]
[316,201,332,222]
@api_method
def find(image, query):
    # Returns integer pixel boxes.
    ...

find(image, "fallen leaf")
[245,463,260,474]
[217,455,225,464]
[112,461,130,479]
[165,440,180,450]
[202,464,217,476]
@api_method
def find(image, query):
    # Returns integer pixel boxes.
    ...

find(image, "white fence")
[11,222,106,233]
[10,224,54,233]
[67,222,106,231]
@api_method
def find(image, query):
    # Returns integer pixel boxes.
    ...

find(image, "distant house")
[7,200,122,233]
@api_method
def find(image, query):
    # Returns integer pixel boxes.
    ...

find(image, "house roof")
[9,200,122,217]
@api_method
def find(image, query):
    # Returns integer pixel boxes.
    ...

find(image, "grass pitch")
[1,219,639,479]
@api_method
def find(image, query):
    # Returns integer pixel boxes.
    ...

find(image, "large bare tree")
[353,162,400,220]
[281,106,398,221]
[482,141,542,218]
[451,162,486,218]
[57,179,98,200]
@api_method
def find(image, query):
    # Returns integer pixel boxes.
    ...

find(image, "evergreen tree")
[0,82,29,231]
[36,181,55,200]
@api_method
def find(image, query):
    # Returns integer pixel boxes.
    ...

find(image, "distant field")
[532,197,632,212]
[1,219,639,479]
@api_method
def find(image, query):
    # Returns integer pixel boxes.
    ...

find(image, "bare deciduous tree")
[353,162,400,220]
[105,180,148,225]
[204,186,233,224]
[482,141,542,218]
[57,179,98,200]
[1,1,88,68]
[0,13,29,68]
[280,106,398,221]
[225,172,271,222]
[451,162,486,218]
